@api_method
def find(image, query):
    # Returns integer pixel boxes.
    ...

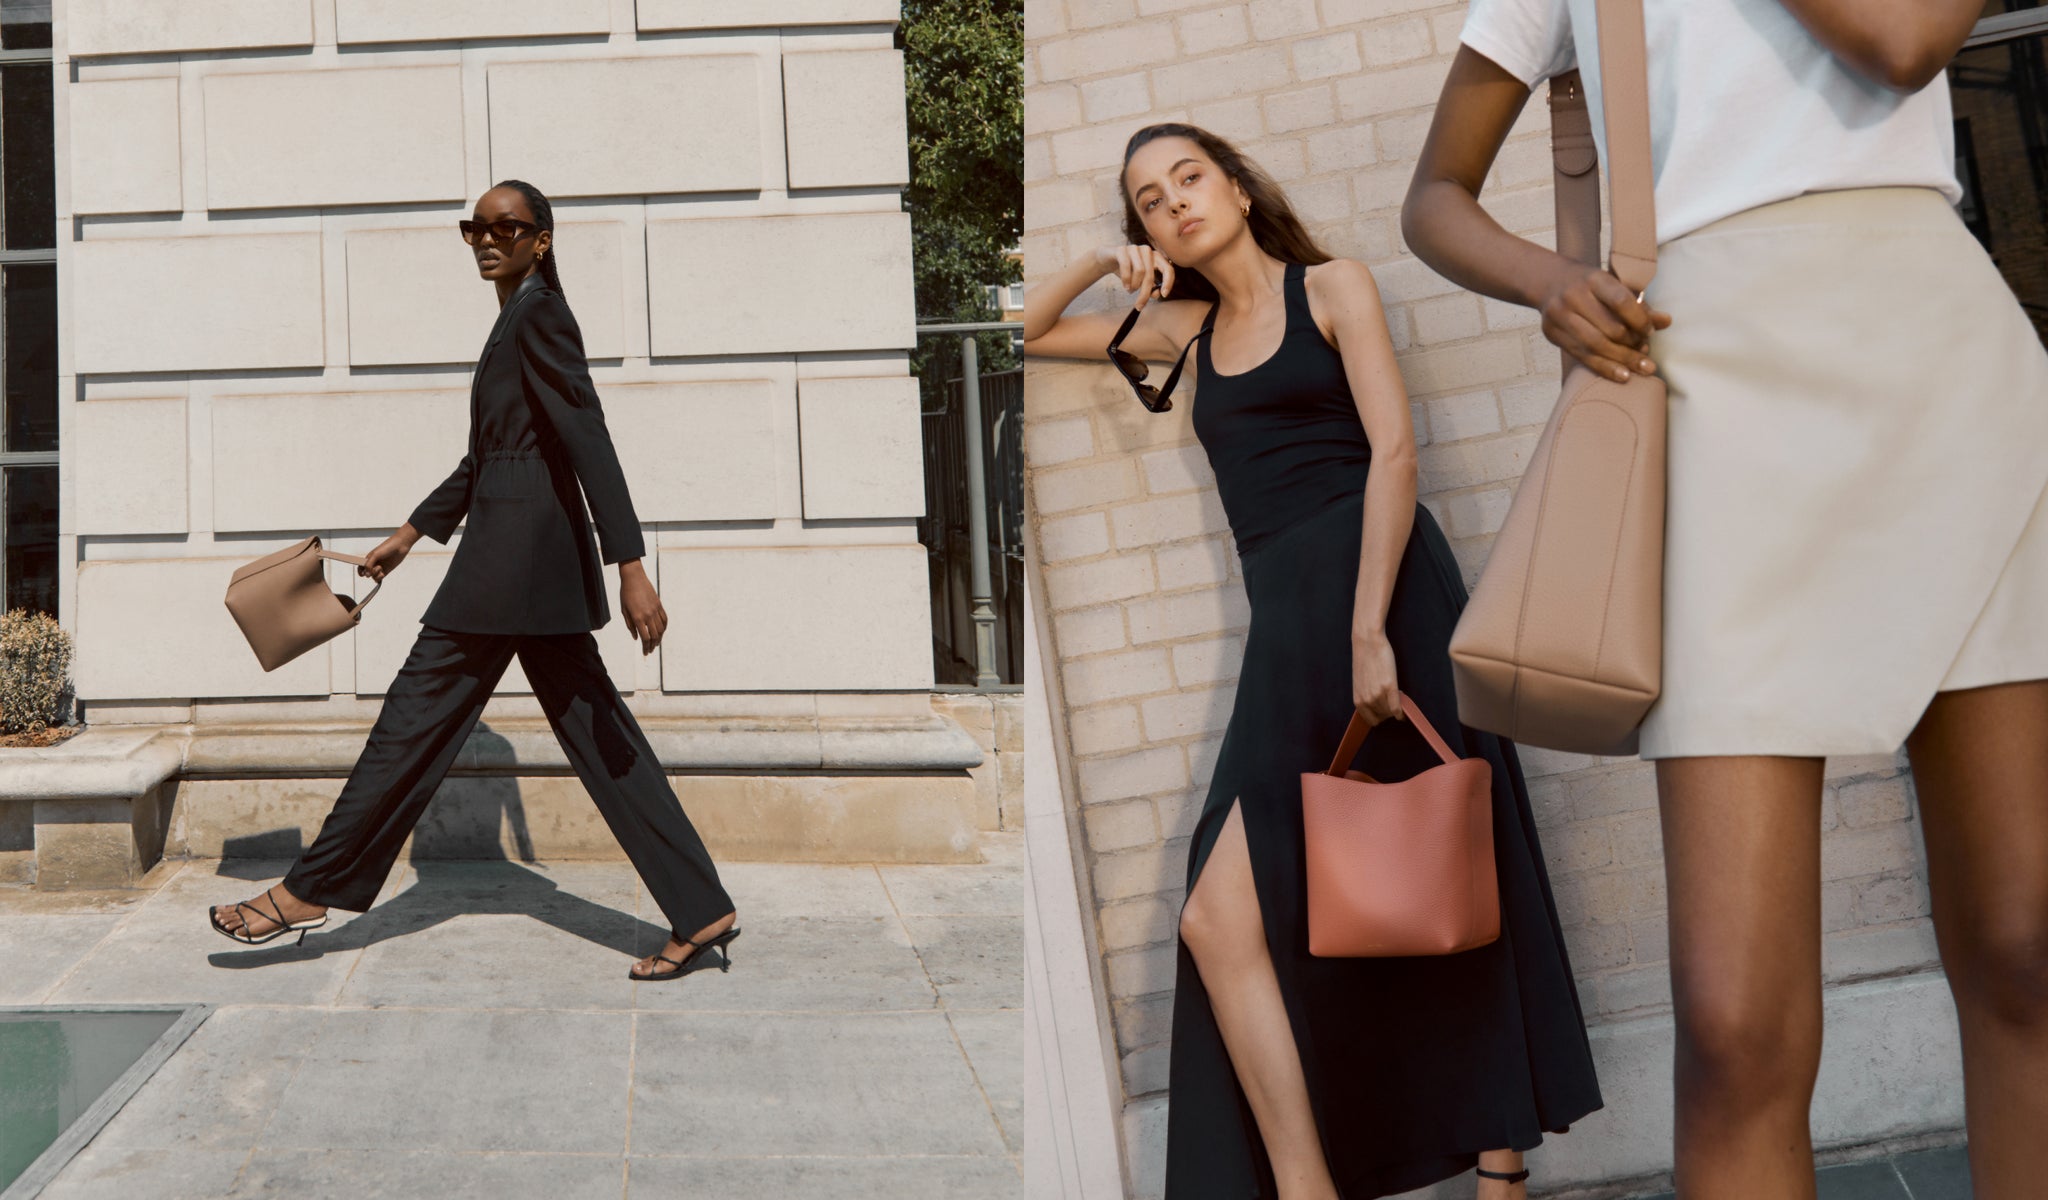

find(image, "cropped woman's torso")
[1459,0,1962,243]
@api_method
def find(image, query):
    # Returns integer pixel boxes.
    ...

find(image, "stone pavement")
[1627,1144,1970,1200]
[0,835,1023,1199]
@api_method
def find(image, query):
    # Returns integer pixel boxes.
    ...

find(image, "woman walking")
[1404,3,2048,1195]
[210,181,741,984]
[1025,126,1601,1199]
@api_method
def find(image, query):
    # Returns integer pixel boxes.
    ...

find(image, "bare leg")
[1179,800,1339,1200]
[1657,755,1827,1200]
[1905,679,2048,1200]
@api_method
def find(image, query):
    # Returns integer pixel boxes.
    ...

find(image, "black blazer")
[408,269,645,635]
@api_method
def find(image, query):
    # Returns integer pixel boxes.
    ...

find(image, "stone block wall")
[54,0,927,713]
[1022,1,1946,1193]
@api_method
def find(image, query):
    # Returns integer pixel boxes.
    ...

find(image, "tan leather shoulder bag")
[1447,0,1665,757]
[223,535,382,672]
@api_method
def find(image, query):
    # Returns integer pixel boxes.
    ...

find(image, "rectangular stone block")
[72,235,325,374]
[32,798,145,890]
[797,375,923,519]
[782,50,909,189]
[636,0,899,29]
[67,0,314,57]
[210,389,469,533]
[349,551,640,697]
[71,398,188,535]
[646,212,914,355]
[605,380,781,522]
[345,222,627,365]
[658,545,931,691]
[203,67,465,210]
[69,78,182,215]
[488,55,766,198]
[335,0,610,43]
[77,558,331,700]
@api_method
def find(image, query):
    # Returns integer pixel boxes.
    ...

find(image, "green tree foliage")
[901,0,1022,410]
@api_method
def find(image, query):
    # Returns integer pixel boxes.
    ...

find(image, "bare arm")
[1306,260,1418,726]
[1774,0,1980,91]
[1023,244,1206,364]
[1403,46,1668,384]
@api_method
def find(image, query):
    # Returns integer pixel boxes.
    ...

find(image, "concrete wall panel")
[782,50,909,189]
[210,390,470,534]
[636,0,898,30]
[71,399,189,536]
[659,545,932,691]
[488,55,766,197]
[67,0,315,57]
[345,222,626,366]
[645,212,913,356]
[203,67,466,210]
[335,0,611,44]
[605,381,781,522]
[71,235,325,375]
[70,78,182,215]
[77,558,331,700]
[797,375,923,519]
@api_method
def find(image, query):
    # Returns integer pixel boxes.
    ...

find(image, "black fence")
[920,367,1023,687]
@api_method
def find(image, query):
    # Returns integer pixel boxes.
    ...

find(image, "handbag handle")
[314,547,382,617]
[1323,691,1462,778]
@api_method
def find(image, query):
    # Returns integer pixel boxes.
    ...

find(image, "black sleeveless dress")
[1163,262,1603,1198]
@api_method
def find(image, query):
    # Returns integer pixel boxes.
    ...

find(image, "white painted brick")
[1068,0,1140,30]
[1051,120,1147,175]
[1190,96,1266,143]
[1375,111,1435,163]
[1501,380,1558,429]
[1111,492,1230,548]
[1360,16,1433,66]
[1441,486,1512,539]
[1293,31,1362,79]
[1126,585,1252,643]
[1248,0,1318,40]
[1486,296,1544,334]
[1086,799,1162,853]
[1024,413,1097,467]
[1430,9,1468,52]
[1076,743,1187,804]
[1105,944,1178,1000]
[1069,704,1145,756]
[1177,7,1249,55]
[1425,388,1503,442]
[1038,21,1181,82]
[1334,60,1448,120]
[1045,553,1158,612]
[1036,458,1141,513]
[1054,606,1129,657]
[1399,338,1529,399]
[1320,0,1442,21]
[1099,895,1176,953]
[69,79,182,215]
[1350,160,1418,213]
[1081,72,1154,123]
[1151,47,1290,108]
[1139,445,1216,494]
[1412,293,1484,345]
[1172,635,1244,686]
[1262,85,1336,134]
[1154,538,1233,591]
[783,50,911,189]
[1306,123,1379,173]
[1141,688,1232,740]
[1025,84,1083,134]
[1039,511,1114,563]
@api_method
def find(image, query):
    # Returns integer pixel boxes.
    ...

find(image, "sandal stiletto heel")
[629,925,741,982]
[207,888,327,946]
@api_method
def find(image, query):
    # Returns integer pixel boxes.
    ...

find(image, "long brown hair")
[1119,123,1331,304]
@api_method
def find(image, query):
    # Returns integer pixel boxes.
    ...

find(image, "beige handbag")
[1448,0,1665,757]
[223,535,382,671]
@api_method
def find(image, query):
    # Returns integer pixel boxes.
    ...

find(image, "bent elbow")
[1866,39,1950,93]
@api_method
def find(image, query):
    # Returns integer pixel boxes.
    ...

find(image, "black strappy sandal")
[629,925,742,982]
[1477,1165,1531,1192]
[207,887,327,947]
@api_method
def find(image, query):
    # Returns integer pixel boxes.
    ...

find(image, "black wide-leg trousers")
[282,623,733,937]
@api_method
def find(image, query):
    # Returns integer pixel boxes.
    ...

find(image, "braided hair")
[495,178,566,301]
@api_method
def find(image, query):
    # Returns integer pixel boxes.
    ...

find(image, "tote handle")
[1323,691,1462,778]
[314,547,382,617]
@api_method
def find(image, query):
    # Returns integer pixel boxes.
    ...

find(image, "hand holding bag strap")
[313,546,382,618]
[1323,691,1463,777]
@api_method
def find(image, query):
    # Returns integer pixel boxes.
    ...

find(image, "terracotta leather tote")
[1302,692,1499,957]
[1448,0,1666,757]
[223,535,382,672]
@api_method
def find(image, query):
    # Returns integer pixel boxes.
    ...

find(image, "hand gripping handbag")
[1447,0,1666,757]
[1302,692,1499,957]
[223,535,383,672]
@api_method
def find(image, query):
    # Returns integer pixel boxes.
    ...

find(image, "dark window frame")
[0,36,55,617]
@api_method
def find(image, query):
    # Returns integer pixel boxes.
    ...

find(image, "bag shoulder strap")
[1323,692,1462,777]
[1549,0,1656,295]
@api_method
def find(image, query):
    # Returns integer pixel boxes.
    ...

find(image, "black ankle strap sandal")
[1477,1167,1531,1184]
[629,925,742,982]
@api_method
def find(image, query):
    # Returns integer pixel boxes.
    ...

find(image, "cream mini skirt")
[1635,185,2048,759]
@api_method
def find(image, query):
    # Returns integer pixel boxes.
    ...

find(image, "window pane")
[3,260,53,452]
[1,13,50,51]
[1981,0,2048,16]
[3,463,56,616]
[1950,32,2048,347]
[1,59,51,251]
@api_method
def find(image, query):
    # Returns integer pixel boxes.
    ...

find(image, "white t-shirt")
[1459,0,1963,243]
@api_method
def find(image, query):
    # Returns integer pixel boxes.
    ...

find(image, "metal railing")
[918,321,1024,688]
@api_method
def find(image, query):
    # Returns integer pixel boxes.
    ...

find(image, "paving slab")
[0,913,126,1002]
[949,1007,1023,1154]
[1817,1160,1912,1199]
[630,913,936,1013]
[86,1006,325,1152]
[878,857,1024,916]
[901,913,1024,1010]
[625,1154,1022,1198]
[262,1008,634,1154]
[36,1146,250,1200]
[630,1011,1007,1158]
[232,1150,625,1199]
[640,859,900,922]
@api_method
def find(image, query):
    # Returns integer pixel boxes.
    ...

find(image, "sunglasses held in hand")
[1105,289,1213,414]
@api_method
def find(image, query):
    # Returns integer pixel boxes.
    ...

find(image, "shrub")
[0,608,73,736]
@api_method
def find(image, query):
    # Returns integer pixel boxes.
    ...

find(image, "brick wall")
[1023,2,1936,1193]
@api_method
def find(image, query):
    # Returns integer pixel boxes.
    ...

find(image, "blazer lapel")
[468,269,552,448]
